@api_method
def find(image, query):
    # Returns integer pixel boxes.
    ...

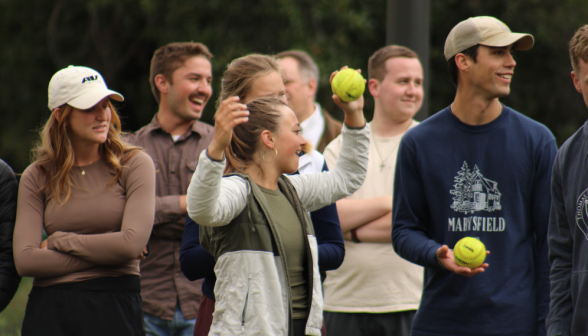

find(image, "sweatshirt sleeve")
[392,136,443,269]
[0,161,21,311]
[310,160,345,271]
[520,139,556,336]
[186,151,249,227]
[13,165,96,277]
[180,214,216,281]
[45,151,156,265]
[290,124,369,212]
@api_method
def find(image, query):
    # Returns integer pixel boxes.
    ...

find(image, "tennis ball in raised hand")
[453,237,486,269]
[331,68,365,102]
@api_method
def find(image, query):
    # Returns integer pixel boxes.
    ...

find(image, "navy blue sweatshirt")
[180,160,345,300]
[547,120,588,336]
[392,106,556,336]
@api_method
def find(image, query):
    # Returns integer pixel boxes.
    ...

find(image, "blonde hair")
[33,101,141,204]
[217,54,282,108]
[224,96,286,174]
[570,24,588,73]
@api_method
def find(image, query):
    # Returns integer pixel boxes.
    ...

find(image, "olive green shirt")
[258,184,308,319]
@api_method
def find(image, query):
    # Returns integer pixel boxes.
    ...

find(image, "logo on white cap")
[48,65,124,111]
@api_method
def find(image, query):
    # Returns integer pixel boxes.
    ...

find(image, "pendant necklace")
[372,121,413,172]
[81,168,86,176]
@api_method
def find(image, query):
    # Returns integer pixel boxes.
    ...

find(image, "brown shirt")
[13,151,156,287]
[124,115,214,320]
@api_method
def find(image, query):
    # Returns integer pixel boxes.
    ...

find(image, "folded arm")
[14,166,96,277]
[46,152,156,265]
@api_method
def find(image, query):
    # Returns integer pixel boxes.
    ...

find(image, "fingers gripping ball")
[331,68,365,102]
[453,237,486,269]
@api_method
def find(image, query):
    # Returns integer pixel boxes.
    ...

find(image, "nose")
[299,133,307,147]
[405,82,416,96]
[505,52,516,68]
[95,104,109,120]
[198,79,212,96]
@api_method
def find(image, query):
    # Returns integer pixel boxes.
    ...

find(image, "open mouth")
[190,96,208,108]
[497,74,512,80]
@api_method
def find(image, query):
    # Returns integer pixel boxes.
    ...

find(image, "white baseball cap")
[48,65,124,111]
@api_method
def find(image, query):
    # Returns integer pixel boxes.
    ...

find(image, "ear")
[53,107,62,122]
[154,74,170,94]
[307,78,317,97]
[572,71,583,94]
[455,53,471,73]
[368,79,380,98]
[260,130,275,149]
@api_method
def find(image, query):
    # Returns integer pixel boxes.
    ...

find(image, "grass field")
[0,277,32,336]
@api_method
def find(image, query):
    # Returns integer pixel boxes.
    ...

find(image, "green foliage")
[1,0,588,174]
[0,277,32,335]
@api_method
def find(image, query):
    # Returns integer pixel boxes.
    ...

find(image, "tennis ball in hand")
[453,237,486,269]
[331,68,365,102]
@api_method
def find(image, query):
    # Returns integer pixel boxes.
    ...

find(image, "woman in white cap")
[14,66,155,336]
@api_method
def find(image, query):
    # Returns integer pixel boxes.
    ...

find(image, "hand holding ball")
[453,237,486,269]
[331,68,365,102]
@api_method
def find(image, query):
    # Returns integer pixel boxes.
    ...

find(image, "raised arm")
[187,96,251,226]
[14,166,96,277]
[291,68,368,212]
[45,151,156,265]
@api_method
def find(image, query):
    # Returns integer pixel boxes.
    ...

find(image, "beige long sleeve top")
[13,151,156,287]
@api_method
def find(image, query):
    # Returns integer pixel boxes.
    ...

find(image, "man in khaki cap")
[392,16,556,336]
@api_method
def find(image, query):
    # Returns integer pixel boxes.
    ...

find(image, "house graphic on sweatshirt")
[450,161,502,214]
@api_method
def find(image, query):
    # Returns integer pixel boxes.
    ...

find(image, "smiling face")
[272,105,307,174]
[166,55,213,121]
[66,97,112,145]
[572,58,588,109]
[245,70,287,104]
[464,45,516,99]
[371,57,423,122]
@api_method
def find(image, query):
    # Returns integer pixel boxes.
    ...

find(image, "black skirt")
[22,275,144,336]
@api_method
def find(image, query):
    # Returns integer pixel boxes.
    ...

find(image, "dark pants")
[22,275,144,336]
[324,310,416,336]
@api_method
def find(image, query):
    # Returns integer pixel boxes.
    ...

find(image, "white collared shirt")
[300,103,325,149]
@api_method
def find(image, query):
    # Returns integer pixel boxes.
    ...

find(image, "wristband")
[350,228,361,243]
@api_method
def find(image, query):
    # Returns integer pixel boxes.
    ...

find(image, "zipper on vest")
[247,208,256,231]
[242,276,251,329]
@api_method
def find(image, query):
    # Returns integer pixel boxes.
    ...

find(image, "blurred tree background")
[1,0,588,333]
[2,0,588,175]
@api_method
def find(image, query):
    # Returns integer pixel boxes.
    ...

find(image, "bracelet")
[350,228,361,243]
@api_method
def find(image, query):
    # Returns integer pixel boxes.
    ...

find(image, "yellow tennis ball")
[331,68,365,102]
[453,237,486,269]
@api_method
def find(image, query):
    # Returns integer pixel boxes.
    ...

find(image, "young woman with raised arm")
[186,65,368,336]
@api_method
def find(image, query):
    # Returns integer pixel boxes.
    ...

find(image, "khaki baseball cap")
[444,16,534,61]
[48,65,123,111]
